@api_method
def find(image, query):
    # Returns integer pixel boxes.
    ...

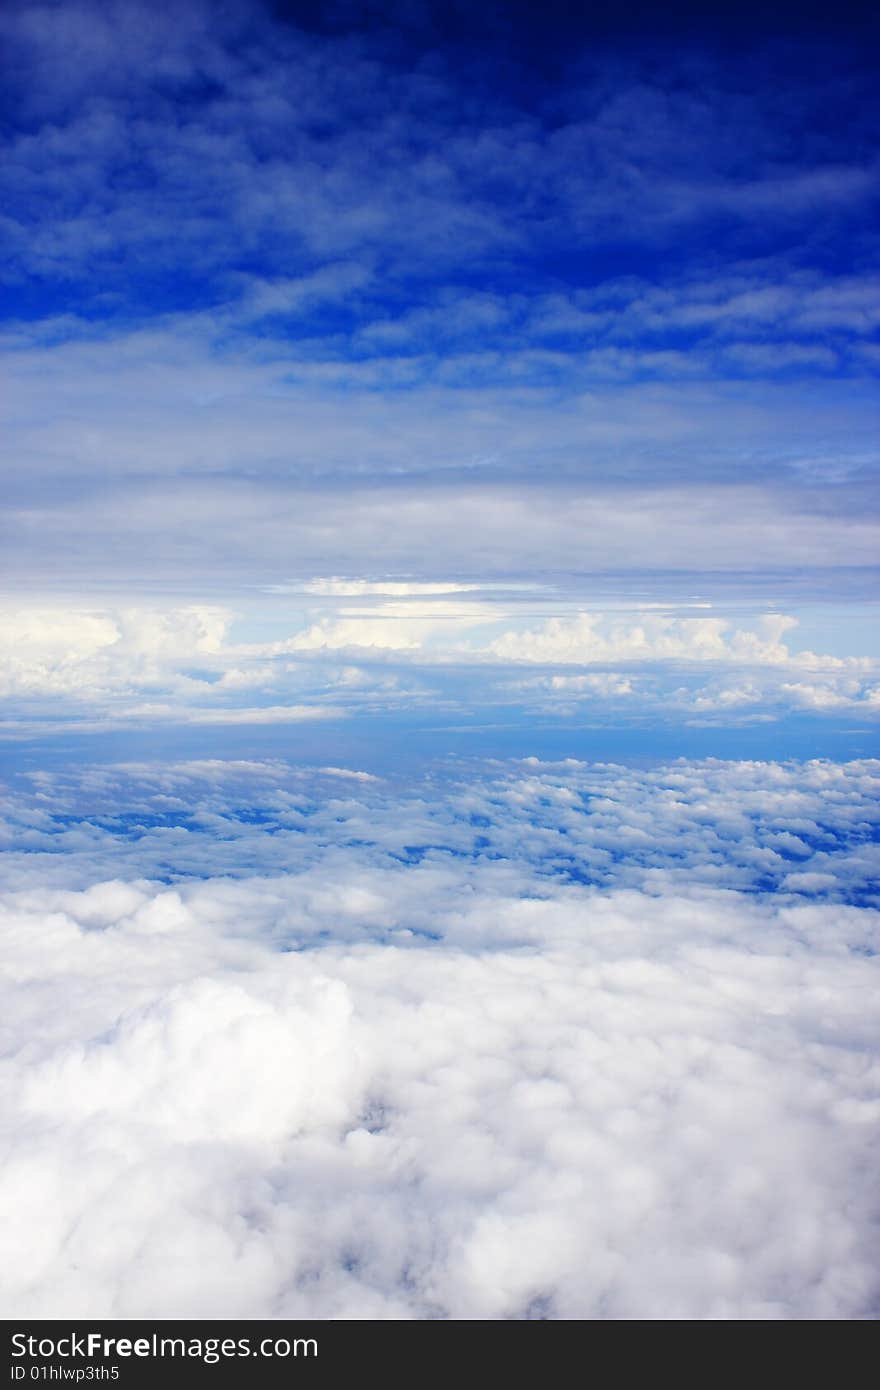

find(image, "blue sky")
[3,3,880,1323]
[2,0,879,762]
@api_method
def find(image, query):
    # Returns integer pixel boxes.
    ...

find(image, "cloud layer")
[1,757,878,1318]
[1,594,876,740]
[2,4,879,1323]
[1,1,878,591]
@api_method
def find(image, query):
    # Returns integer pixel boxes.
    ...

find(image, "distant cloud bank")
[1,594,876,738]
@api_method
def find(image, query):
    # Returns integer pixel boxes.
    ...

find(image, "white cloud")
[2,4,877,1318]
[1,756,878,1318]
[277,599,502,654]
[318,767,381,782]
[0,597,876,737]
[301,579,480,597]
[7,754,879,903]
[3,302,879,591]
[487,610,874,676]
[683,671,880,717]
[281,617,426,652]
[777,682,853,710]
[506,672,637,710]
[120,703,344,726]
[0,605,231,700]
[0,609,119,655]
[683,681,766,710]
[547,673,635,695]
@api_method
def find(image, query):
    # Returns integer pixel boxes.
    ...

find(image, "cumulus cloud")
[0,605,231,699]
[8,754,878,899]
[0,596,876,738]
[524,673,636,696]
[276,599,504,654]
[0,756,878,1319]
[490,611,823,666]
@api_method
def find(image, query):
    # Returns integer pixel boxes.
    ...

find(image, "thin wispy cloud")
[1,0,878,612]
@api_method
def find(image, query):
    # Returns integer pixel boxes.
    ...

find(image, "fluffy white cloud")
[0,596,877,739]
[489,611,851,667]
[277,599,502,654]
[1,757,878,1319]
[5,754,879,899]
[0,605,231,699]
[524,672,636,696]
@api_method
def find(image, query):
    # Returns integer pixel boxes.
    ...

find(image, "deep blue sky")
[4,0,879,320]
